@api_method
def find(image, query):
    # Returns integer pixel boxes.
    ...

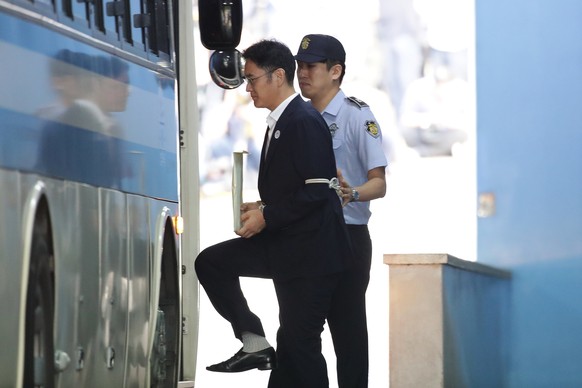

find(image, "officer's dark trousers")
[327,225,372,388]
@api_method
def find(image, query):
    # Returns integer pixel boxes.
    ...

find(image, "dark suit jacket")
[257,95,353,281]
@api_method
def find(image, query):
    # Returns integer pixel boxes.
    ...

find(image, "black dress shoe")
[206,347,276,373]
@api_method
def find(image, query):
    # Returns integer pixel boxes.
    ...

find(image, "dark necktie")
[264,125,273,158]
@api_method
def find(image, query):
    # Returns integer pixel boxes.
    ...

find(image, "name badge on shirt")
[329,123,338,137]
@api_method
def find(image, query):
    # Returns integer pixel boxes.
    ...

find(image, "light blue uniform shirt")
[322,90,388,225]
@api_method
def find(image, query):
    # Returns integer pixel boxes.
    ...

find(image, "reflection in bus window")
[36,51,131,189]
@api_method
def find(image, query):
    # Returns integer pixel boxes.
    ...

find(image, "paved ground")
[194,150,476,387]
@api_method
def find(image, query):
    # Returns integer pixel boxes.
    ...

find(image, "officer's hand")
[337,169,352,207]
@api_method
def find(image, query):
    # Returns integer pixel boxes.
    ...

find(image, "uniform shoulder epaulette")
[346,96,369,109]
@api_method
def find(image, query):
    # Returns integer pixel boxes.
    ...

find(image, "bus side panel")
[125,194,152,385]
[97,189,130,385]
[50,182,101,387]
[148,201,180,385]
[48,181,181,386]
[0,170,24,387]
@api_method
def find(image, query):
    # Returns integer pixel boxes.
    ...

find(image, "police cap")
[295,34,346,63]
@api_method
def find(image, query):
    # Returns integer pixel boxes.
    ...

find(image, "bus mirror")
[199,0,243,50]
[209,49,244,89]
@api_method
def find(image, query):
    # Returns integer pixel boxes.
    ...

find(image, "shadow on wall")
[510,255,582,387]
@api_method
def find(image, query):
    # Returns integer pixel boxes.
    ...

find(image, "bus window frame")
[133,0,171,63]
[10,0,57,18]
[7,0,175,71]
[57,0,93,35]
[92,0,123,46]
[117,0,146,56]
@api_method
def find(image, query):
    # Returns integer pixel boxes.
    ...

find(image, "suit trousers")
[327,225,372,388]
[195,235,342,388]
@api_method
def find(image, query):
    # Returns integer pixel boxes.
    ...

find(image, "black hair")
[242,39,295,85]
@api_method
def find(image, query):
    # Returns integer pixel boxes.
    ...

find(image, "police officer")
[295,34,388,388]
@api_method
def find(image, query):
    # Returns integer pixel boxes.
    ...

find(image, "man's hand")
[337,168,352,207]
[236,209,266,238]
[240,201,260,213]
[236,201,265,238]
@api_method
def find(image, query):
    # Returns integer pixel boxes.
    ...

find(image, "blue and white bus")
[0,0,242,385]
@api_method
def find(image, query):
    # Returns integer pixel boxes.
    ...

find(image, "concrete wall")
[385,254,510,387]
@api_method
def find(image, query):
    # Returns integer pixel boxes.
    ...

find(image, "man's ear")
[274,68,286,85]
[331,64,342,81]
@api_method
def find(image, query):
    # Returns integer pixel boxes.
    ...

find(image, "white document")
[232,151,248,231]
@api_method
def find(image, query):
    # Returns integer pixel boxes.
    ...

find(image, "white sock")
[241,331,271,353]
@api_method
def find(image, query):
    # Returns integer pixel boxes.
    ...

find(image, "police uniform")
[296,33,388,388]
[323,90,387,225]
[323,89,387,388]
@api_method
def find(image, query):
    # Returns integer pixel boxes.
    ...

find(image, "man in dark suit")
[195,39,353,387]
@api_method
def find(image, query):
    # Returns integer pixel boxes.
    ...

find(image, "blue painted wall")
[442,266,511,387]
[476,0,582,386]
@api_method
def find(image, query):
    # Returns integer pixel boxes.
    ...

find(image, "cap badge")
[365,121,379,138]
[301,37,311,50]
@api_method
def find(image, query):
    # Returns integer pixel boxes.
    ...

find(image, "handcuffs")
[305,178,359,202]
